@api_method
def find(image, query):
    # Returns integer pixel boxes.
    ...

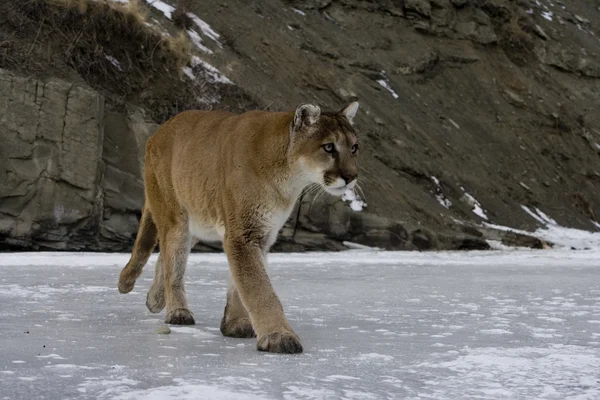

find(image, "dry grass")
[0,0,255,122]
[172,0,194,30]
[167,31,193,72]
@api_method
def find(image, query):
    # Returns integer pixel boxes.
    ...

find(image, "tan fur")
[118,102,360,353]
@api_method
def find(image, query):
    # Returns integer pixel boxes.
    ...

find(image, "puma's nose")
[341,173,357,185]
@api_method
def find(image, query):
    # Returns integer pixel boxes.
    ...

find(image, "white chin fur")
[325,186,347,196]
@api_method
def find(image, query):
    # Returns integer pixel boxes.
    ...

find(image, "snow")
[1,250,600,398]
[147,0,175,19]
[484,205,600,250]
[187,29,213,54]
[541,10,553,21]
[521,205,557,225]
[100,51,126,71]
[431,176,452,209]
[182,67,195,80]
[341,189,367,211]
[186,13,221,45]
[437,195,451,209]
[448,118,460,129]
[191,56,233,84]
[461,189,488,220]
[485,219,600,250]
[376,79,399,99]
[291,8,306,16]
[342,241,379,250]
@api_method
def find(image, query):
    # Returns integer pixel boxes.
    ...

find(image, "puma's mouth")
[324,180,357,196]
[325,186,347,196]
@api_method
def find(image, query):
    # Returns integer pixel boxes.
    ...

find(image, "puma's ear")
[292,103,321,132]
[340,101,359,124]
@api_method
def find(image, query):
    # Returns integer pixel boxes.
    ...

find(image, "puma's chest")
[264,207,295,248]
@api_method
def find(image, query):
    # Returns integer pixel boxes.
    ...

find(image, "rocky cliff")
[0,68,156,250]
[1,0,599,251]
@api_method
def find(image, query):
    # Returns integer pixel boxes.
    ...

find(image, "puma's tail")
[118,205,158,293]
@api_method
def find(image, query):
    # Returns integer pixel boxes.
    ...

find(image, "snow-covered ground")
[1,250,599,399]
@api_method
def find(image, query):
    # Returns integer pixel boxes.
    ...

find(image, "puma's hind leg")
[118,206,157,293]
[220,280,256,338]
[161,218,195,325]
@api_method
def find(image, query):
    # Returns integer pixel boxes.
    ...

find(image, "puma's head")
[289,101,360,196]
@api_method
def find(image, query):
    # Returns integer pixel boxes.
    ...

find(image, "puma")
[118,101,360,353]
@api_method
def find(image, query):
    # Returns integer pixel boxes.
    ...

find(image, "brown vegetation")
[0,0,254,122]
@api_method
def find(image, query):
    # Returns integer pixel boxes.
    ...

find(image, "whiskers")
[302,179,366,217]
[303,183,322,198]
[355,178,367,202]
[303,183,326,217]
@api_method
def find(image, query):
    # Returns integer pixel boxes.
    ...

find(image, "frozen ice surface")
[1,250,600,399]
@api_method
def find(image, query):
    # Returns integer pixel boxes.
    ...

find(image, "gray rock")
[0,68,157,251]
[299,193,412,250]
[454,19,498,44]
[405,0,432,18]
[156,326,171,334]
[0,69,104,249]
[503,89,525,107]
[536,44,600,78]
[501,232,548,249]
[533,24,549,40]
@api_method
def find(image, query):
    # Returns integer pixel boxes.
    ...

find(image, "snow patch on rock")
[147,0,175,19]
[342,189,367,211]
[460,188,488,220]
[432,176,451,209]
[191,56,233,84]
[376,79,399,99]
[187,13,221,45]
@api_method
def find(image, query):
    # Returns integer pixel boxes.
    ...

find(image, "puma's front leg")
[224,236,302,354]
[146,253,165,313]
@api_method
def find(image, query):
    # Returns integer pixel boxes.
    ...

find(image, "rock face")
[0,69,419,251]
[0,68,484,252]
[0,69,156,250]
[2,0,600,251]
[205,0,600,238]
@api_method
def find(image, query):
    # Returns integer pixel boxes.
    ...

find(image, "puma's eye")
[322,143,335,154]
[351,143,359,154]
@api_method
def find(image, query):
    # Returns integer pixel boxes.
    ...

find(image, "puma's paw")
[257,330,303,354]
[165,308,195,325]
[117,270,136,294]
[146,288,165,313]
[220,317,256,338]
